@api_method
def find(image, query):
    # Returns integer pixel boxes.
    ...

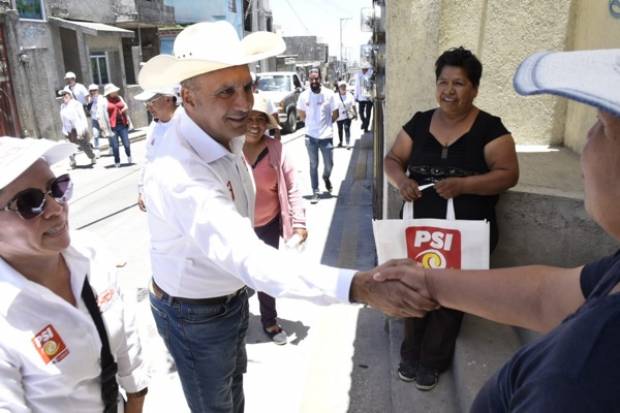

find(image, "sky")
[268,0,373,64]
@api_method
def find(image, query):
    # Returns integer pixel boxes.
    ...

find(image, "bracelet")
[127,387,148,399]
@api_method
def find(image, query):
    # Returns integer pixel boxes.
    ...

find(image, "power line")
[283,0,311,34]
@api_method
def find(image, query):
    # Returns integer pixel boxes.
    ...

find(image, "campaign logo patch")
[32,324,69,364]
[405,226,461,269]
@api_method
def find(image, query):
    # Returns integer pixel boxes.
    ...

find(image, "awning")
[49,17,135,38]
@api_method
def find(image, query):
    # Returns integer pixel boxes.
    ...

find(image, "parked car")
[256,71,304,133]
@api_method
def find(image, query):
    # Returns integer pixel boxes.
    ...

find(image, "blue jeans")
[91,119,101,149]
[305,136,333,192]
[111,124,131,164]
[150,288,249,413]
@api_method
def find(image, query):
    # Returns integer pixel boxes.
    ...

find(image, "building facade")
[0,0,174,140]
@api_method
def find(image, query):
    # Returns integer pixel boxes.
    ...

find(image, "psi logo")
[405,226,461,269]
[32,324,69,365]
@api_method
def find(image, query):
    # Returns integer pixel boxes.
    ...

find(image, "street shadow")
[72,164,95,169]
[245,312,310,346]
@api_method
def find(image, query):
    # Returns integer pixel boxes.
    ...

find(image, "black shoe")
[310,192,319,204]
[397,361,418,382]
[324,177,332,193]
[415,366,439,391]
[338,143,343,148]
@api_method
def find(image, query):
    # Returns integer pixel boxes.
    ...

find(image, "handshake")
[350,258,439,318]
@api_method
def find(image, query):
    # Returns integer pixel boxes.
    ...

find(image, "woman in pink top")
[243,94,308,345]
[103,83,132,168]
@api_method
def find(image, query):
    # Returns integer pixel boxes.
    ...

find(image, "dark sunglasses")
[0,174,73,220]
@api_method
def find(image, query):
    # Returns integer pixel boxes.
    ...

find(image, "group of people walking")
[1,18,619,413]
[59,72,132,168]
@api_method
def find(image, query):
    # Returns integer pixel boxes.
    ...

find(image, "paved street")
[51,119,390,413]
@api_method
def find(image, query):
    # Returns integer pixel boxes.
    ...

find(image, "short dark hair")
[435,47,482,88]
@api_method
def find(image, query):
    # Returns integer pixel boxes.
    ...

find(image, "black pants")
[358,100,373,132]
[336,119,351,145]
[254,215,281,328]
[400,308,464,372]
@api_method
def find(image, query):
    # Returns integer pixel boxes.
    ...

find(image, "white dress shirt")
[354,70,374,102]
[60,99,89,137]
[138,119,174,193]
[0,231,148,413]
[143,107,355,303]
[296,88,338,140]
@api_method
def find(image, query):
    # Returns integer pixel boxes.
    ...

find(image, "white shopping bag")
[372,199,489,270]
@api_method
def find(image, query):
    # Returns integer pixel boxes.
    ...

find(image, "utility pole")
[339,17,351,79]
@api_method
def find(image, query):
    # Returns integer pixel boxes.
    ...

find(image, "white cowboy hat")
[251,94,281,130]
[103,83,121,96]
[514,49,620,117]
[0,137,75,190]
[138,21,286,90]
[134,85,179,101]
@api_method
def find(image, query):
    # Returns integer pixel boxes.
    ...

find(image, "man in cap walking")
[63,71,89,107]
[58,89,96,168]
[139,20,434,413]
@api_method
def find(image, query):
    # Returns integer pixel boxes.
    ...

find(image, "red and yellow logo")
[32,324,69,364]
[405,226,461,269]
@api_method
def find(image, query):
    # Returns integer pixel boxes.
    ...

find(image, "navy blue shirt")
[471,251,620,412]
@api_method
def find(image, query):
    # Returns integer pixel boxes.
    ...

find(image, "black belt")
[151,279,246,306]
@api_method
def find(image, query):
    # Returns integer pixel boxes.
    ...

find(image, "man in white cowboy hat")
[58,89,96,168]
[138,20,433,413]
[63,71,89,107]
[374,48,620,411]
[86,83,112,158]
[354,61,374,133]
[134,85,179,211]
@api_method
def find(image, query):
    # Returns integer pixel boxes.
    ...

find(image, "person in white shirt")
[138,21,435,413]
[0,137,149,413]
[134,85,179,212]
[354,62,374,133]
[59,89,96,168]
[63,71,89,107]
[336,80,357,149]
[296,68,339,203]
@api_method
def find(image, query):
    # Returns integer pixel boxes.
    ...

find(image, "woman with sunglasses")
[0,137,149,412]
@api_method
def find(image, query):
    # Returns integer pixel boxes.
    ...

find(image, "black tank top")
[402,109,510,251]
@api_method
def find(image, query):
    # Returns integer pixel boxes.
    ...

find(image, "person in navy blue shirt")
[375,49,620,412]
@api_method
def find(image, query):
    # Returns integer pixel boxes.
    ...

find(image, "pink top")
[246,136,306,239]
[252,150,280,227]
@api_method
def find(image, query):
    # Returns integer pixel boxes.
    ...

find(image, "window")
[90,53,109,85]
[15,0,45,21]
[228,0,236,13]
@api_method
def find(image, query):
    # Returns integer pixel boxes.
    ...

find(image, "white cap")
[0,137,75,190]
[513,49,620,117]
[134,85,178,101]
[64,71,76,79]
[88,83,99,91]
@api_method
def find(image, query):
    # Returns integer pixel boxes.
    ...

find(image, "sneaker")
[69,156,77,169]
[264,326,288,346]
[415,366,439,391]
[397,361,418,382]
[324,177,333,193]
[115,163,120,168]
[337,143,343,148]
[90,157,96,165]
[310,192,319,204]
[127,156,133,164]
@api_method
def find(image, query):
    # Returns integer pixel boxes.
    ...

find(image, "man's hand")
[434,177,466,199]
[137,193,146,212]
[373,258,435,299]
[350,260,438,318]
